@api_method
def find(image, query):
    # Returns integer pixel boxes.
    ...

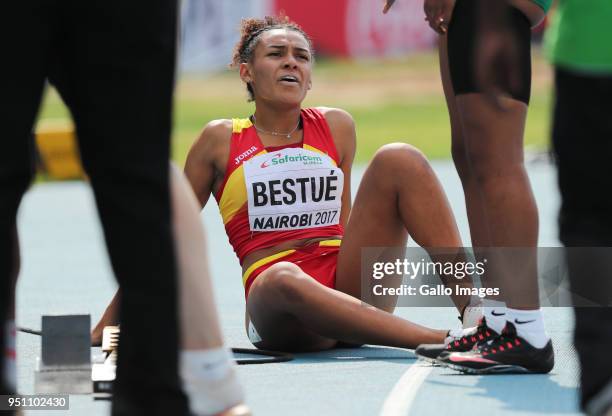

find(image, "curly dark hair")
[231,15,314,102]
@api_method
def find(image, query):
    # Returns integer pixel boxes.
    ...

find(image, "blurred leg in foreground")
[1,1,188,414]
[546,1,612,413]
[552,67,612,415]
[0,1,50,401]
[92,166,251,415]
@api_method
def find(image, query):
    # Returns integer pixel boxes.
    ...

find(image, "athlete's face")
[240,29,313,107]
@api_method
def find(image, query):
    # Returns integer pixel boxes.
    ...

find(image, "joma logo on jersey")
[260,152,324,168]
[235,146,258,165]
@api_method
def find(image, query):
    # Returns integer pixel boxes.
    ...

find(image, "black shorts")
[447,0,532,104]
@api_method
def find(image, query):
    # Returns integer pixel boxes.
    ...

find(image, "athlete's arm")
[184,119,232,209]
[320,107,356,227]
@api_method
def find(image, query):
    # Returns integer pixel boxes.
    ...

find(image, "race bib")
[243,148,344,231]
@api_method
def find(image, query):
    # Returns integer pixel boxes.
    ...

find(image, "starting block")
[92,326,119,394]
[34,314,92,394]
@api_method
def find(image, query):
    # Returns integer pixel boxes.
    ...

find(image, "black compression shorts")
[447,0,532,105]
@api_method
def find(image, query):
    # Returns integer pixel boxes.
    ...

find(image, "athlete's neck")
[252,107,302,137]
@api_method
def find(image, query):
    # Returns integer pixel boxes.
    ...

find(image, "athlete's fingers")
[428,0,455,34]
[435,16,447,34]
[426,20,443,35]
[423,0,436,21]
[428,20,443,34]
[439,4,454,33]
[439,21,448,34]
[424,1,445,33]
[426,14,445,35]
[383,0,396,14]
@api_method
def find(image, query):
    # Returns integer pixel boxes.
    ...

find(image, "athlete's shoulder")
[313,107,356,166]
[198,118,233,146]
[202,118,233,141]
[314,107,355,131]
[188,119,233,163]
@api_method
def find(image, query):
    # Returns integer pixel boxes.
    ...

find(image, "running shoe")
[437,321,554,374]
[415,317,499,363]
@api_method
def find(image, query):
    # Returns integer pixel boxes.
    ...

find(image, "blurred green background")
[37,49,552,166]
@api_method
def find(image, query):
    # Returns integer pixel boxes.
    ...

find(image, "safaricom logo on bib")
[261,152,324,168]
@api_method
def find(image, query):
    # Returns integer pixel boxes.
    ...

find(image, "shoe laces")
[445,318,494,350]
[479,323,521,356]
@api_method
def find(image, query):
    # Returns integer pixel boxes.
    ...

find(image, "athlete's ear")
[239,63,253,84]
[307,80,312,90]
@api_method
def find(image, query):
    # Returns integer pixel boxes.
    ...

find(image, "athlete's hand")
[423,0,455,34]
[382,0,454,35]
[383,0,396,13]
[91,330,102,347]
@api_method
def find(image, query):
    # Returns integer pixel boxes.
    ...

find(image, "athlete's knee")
[374,142,425,161]
[372,143,430,176]
[471,156,525,187]
[262,262,309,304]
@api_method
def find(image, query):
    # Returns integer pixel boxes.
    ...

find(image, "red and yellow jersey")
[214,108,345,264]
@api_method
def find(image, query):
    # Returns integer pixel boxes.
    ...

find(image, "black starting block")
[34,314,92,394]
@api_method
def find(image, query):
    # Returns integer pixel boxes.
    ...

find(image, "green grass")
[37,50,553,166]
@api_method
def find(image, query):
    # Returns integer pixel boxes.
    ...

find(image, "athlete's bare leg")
[246,261,447,352]
[335,142,471,312]
[439,35,539,309]
[246,145,468,351]
[91,290,120,345]
[439,36,488,244]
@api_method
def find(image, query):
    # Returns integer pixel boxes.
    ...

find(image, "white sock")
[462,303,483,329]
[482,299,507,333]
[506,308,549,348]
[3,321,16,392]
[446,326,479,344]
[180,348,245,416]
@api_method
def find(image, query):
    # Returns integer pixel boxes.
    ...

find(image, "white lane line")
[379,360,432,416]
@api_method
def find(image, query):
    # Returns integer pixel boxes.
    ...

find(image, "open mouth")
[279,75,300,84]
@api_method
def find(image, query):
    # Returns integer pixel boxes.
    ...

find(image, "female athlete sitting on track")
[182,16,480,352]
[95,16,481,354]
